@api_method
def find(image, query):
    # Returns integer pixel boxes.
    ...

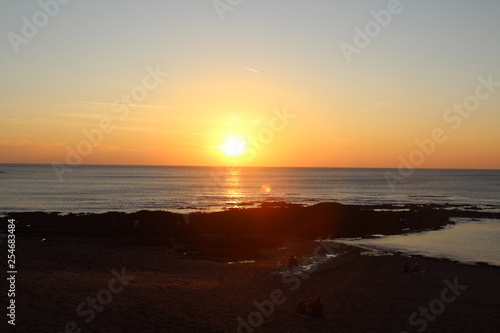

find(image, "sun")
[220,138,246,157]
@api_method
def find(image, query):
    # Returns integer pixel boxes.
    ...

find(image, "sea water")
[337,218,500,266]
[1,164,499,265]
[1,164,499,214]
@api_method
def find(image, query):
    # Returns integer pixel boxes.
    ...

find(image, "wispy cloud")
[226,116,261,127]
[361,100,392,113]
[0,139,65,148]
[77,101,175,109]
[176,142,212,151]
[178,142,205,147]
[180,116,261,127]
[48,112,108,120]
[242,67,261,74]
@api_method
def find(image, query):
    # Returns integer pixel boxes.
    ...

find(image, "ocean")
[1,164,499,214]
[1,164,499,266]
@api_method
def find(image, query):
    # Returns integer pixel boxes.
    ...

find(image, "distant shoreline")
[3,200,499,219]
[3,202,499,247]
[3,202,499,265]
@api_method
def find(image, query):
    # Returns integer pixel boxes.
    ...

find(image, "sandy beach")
[6,237,500,333]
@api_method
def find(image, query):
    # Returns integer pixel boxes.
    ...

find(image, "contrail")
[243,67,260,74]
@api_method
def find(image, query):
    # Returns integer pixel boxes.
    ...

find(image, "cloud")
[360,100,392,113]
[205,116,261,127]
[77,101,175,109]
[0,139,65,148]
[242,67,261,74]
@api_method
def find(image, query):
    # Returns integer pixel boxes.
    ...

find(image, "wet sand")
[8,239,500,333]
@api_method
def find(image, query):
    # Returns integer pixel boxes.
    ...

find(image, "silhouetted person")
[307,296,324,318]
[165,237,174,255]
[295,301,307,316]
[288,254,299,267]
[414,262,421,273]
[402,261,409,273]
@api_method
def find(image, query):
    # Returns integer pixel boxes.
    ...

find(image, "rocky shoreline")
[2,202,498,257]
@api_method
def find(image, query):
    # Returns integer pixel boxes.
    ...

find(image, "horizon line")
[0,162,499,171]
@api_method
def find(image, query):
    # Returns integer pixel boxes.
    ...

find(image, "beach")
[6,236,500,333]
[3,204,500,332]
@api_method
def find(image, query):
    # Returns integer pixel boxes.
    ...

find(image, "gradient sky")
[1,0,499,168]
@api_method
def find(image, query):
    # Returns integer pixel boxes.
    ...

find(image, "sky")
[1,0,499,168]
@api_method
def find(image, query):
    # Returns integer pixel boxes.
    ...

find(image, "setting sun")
[220,138,246,157]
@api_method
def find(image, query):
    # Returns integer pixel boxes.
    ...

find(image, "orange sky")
[1,1,500,169]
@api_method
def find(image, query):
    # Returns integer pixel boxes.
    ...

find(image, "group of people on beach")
[292,261,422,320]
[287,254,325,318]
[295,296,325,318]
[402,261,421,273]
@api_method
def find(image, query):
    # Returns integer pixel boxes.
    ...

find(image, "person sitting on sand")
[288,254,299,267]
[414,262,421,273]
[307,296,324,318]
[402,261,409,273]
[295,301,307,316]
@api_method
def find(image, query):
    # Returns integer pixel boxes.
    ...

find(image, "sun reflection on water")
[225,171,244,206]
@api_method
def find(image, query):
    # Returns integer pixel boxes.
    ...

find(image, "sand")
[5,238,500,333]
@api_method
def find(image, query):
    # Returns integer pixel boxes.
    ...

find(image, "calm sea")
[1,164,499,265]
[338,218,500,266]
[1,164,499,214]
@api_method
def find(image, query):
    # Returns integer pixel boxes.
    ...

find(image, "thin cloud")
[242,67,261,74]
[361,100,392,112]
[178,142,205,146]
[191,116,261,127]
[77,101,175,109]
[0,139,65,148]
